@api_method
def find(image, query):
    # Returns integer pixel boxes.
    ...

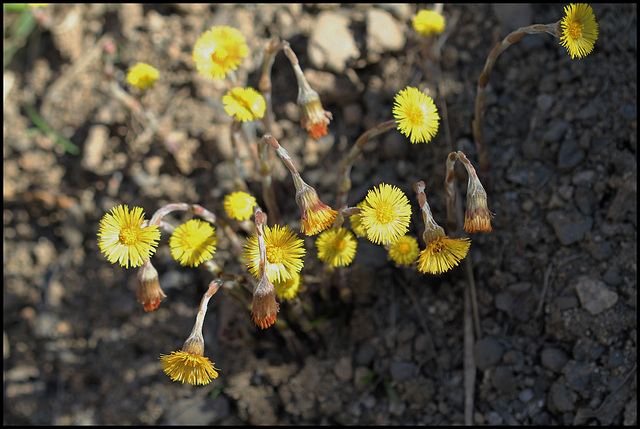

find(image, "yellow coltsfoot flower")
[560,3,599,59]
[98,204,161,269]
[296,183,337,236]
[224,191,257,221]
[360,183,412,246]
[169,219,217,267]
[192,26,249,80]
[243,225,306,283]
[160,333,219,385]
[393,86,440,144]
[412,10,446,37]
[222,87,266,122]
[126,62,159,91]
[417,234,471,275]
[274,273,302,300]
[316,227,358,268]
[388,235,420,266]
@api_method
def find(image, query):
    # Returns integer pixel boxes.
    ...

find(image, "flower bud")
[136,260,166,311]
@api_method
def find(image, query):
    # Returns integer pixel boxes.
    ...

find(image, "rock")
[492,366,517,394]
[620,104,637,120]
[164,395,230,425]
[334,356,353,382]
[557,138,585,170]
[563,360,595,391]
[574,276,618,315]
[543,119,569,143]
[474,337,504,371]
[366,9,405,62]
[355,342,377,366]
[540,348,568,373]
[545,210,593,245]
[548,380,576,413]
[494,282,534,322]
[308,11,360,73]
[390,361,417,382]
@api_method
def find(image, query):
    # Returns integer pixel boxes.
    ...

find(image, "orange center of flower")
[119,227,139,245]
[266,245,285,264]
[407,105,424,125]
[212,47,229,62]
[569,21,584,39]
[333,238,347,251]
[398,242,410,254]
[375,204,394,224]
[429,238,445,254]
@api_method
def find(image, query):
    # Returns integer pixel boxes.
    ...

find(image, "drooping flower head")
[224,191,257,221]
[98,204,161,269]
[559,3,599,59]
[192,26,249,80]
[316,227,358,268]
[298,85,332,139]
[464,179,494,233]
[274,273,302,300]
[126,62,159,91]
[243,225,306,283]
[393,86,440,144]
[169,219,217,267]
[295,182,338,236]
[388,234,420,266]
[136,259,166,311]
[251,275,279,329]
[360,183,412,246]
[412,10,446,37]
[160,331,219,385]
[222,87,266,122]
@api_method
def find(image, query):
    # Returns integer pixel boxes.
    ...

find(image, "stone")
[545,210,593,245]
[308,11,360,73]
[474,337,504,371]
[540,348,568,373]
[574,276,619,315]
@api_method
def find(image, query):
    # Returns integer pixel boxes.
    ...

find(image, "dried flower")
[388,235,420,266]
[192,26,249,80]
[222,87,266,122]
[224,191,257,221]
[169,219,217,267]
[126,62,159,91]
[274,273,302,300]
[559,3,599,59]
[412,10,446,37]
[298,86,332,139]
[160,331,219,385]
[360,183,412,246]
[295,182,338,236]
[316,227,358,268]
[464,182,493,233]
[243,225,306,283]
[393,86,440,144]
[136,260,166,311]
[98,205,161,269]
[251,275,279,329]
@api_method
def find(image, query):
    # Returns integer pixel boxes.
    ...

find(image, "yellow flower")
[296,183,337,236]
[316,227,358,268]
[388,235,419,266]
[98,205,161,269]
[160,333,218,385]
[361,183,412,245]
[251,275,279,329]
[126,62,159,91]
[222,87,266,122]
[393,86,440,144]
[559,3,599,59]
[412,10,446,37]
[349,201,369,239]
[169,219,217,267]
[243,225,306,283]
[192,26,249,80]
[274,273,302,300]
[224,191,257,221]
[417,234,471,275]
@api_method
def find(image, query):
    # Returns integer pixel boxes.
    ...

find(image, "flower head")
[393,86,440,144]
[295,182,337,236]
[298,86,332,139]
[251,275,279,329]
[160,332,219,385]
[274,273,302,300]
[349,201,369,239]
[243,225,306,283]
[224,191,257,221]
[192,26,249,80]
[388,235,420,266]
[361,183,412,245]
[169,219,217,267]
[223,87,266,122]
[412,10,446,37]
[464,182,493,233]
[137,260,166,311]
[126,62,159,91]
[316,227,358,268]
[560,3,599,59]
[417,233,471,275]
[98,205,161,269]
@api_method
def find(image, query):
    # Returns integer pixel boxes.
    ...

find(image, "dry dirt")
[3,4,637,425]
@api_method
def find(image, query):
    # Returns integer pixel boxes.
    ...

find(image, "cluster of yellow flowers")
[99,4,599,386]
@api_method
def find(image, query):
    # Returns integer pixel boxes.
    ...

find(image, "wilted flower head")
[126,62,159,91]
[559,3,599,59]
[464,182,493,233]
[192,26,249,80]
[316,227,358,268]
[243,225,306,283]
[224,191,257,221]
[98,204,161,269]
[412,10,446,37]
[136,260,166,311]
[169,219,217,267]
[393,86,440,144]
[388,235,420,266]
[360,183,412,245]
[295,182,337,236]
[222,87,266,122]
[160,331,219,385]
[298,86,332,139]
[251,275,279,329]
